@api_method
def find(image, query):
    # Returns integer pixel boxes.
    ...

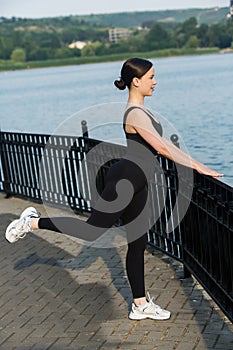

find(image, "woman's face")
[138,66,157,96]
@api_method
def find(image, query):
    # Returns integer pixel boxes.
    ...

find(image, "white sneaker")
[128,292,171,320]
[5,207,40,243]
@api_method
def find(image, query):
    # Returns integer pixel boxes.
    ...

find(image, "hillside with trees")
[0,7,232,68]
[74,7,229,27]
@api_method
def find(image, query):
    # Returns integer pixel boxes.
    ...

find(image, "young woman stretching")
[5,58,222,321]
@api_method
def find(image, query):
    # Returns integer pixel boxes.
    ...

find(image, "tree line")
[0,16,233,63]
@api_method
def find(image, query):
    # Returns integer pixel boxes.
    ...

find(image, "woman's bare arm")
[126,110,223,178]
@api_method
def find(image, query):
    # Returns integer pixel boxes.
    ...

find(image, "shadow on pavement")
[0,213,130,350]
[158,252,233,350]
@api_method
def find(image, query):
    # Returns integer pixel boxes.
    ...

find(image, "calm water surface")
[0,53,232,186]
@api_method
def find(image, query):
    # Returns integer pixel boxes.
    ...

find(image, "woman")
[5,58,222,321]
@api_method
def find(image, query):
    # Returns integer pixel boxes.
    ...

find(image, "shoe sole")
[5,207,39,243]
[128,312,171,321]
[128,315,171,320]
[5,218,21,243]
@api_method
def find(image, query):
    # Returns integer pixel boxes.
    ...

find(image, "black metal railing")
[0,129,232,322]
[181,173,233,320]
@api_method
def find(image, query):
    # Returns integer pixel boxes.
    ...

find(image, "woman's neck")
[127,102,145,110]
[127,99,144,107]
[128,91,144,106]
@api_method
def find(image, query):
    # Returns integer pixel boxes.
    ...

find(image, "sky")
[1,0,230,19]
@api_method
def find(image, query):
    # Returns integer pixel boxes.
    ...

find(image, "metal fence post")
[170,134,180,148]
[81,120,89,153]
[0,130,11,197]
[81,120,88,137]
[170,133,191,279]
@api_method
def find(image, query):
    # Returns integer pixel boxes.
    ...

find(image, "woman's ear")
[132,77,140,88]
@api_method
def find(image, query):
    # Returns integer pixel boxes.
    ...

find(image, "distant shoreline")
[0,47,231,72]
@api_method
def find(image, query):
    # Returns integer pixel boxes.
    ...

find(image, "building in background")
[227,0,233,18]
[68,41,87,49]
[109,27,132,43]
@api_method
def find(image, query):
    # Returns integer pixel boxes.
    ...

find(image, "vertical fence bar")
[0,131,12,197]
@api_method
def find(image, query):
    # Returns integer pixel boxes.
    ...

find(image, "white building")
[109,28,131,43]
[68,41,87,49]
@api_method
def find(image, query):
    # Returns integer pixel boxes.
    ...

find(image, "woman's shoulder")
[124,104,162,135]
[124,105,154,123]
[123,106,155,133]
[125,105,151,117]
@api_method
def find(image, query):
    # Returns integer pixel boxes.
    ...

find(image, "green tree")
[207,23,232,48]
[182,17,197,37]
[128,30,148,52]
[185,35,199,48]
[226,19,233,38]
[197,24,209,47]
[81,42,102,56]
[39,32,61,49]
[10,48,26,62]
[145,23,171,50]
[22,33,37,59]
[95,43,109,55]
[54,47,74,59]
[173,17,198,47]
[81,43,95,56]
[71,48,82,57]
[0,37,7,59]
[28,48,52,61]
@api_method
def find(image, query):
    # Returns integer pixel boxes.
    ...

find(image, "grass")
[0,47,220,72]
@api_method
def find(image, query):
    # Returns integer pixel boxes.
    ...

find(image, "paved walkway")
[0,193,232,350]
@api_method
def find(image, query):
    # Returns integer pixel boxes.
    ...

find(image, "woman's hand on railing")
[193,160,224,178]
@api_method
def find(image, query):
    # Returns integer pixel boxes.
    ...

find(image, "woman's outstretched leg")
[37,201,124,242]
[5,175,126,243]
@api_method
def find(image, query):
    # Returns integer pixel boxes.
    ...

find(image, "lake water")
[0,53,232,186]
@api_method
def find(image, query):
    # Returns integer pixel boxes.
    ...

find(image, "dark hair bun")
[114,78,126,90]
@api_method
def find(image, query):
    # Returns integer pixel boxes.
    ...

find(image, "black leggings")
[39,159,150,298]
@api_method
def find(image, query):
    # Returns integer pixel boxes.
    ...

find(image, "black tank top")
[123,106,163,157]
